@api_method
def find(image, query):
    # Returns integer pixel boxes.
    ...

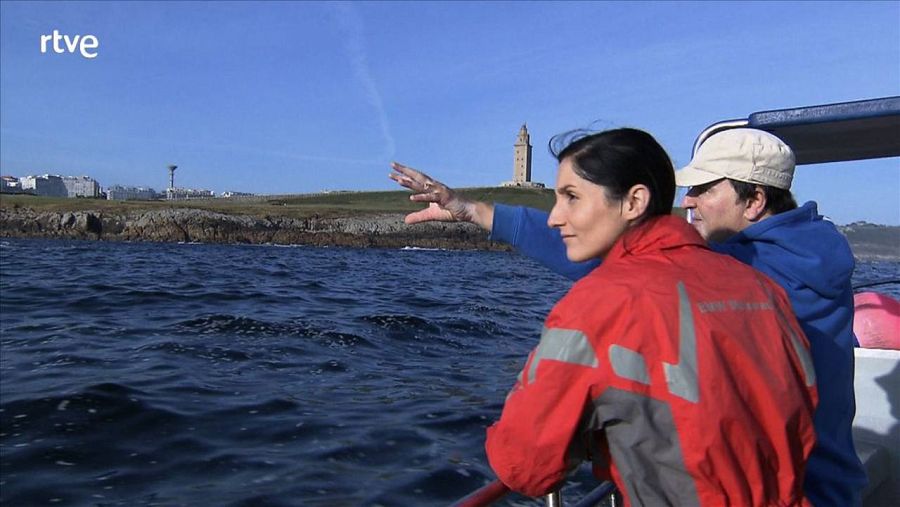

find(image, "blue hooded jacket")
[490,201,866,506]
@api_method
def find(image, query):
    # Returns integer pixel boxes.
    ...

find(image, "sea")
[1,238,898,507]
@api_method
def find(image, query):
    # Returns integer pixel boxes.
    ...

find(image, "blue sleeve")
[489,204,598,281]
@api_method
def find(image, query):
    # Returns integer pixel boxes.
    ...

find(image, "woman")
[394,128,818,506]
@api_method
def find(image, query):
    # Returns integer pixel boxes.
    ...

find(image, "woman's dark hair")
[729,180,798,214]
[550,127,675,220]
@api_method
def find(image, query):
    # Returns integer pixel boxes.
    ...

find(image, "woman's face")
[547,158,631,262]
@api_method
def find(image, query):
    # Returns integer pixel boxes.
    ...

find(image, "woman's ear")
[622,184,651,221]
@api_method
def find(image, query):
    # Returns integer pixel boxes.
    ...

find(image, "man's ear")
[623,184,651,221]
[743,186,768,222]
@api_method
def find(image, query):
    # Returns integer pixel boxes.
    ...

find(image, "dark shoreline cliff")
[0,207,511,251]
[1,206,897,260]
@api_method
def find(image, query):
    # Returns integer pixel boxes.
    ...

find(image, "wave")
[401,246,446,251]
[167,314,377,351]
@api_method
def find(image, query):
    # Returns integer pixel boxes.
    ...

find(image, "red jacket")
[486,216,817,506]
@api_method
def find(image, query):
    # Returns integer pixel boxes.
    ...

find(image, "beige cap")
[675,128,795,190]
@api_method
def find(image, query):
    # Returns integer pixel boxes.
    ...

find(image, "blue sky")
[1,1,898,225]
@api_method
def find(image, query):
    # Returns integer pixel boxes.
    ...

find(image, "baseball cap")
[675,128,795,190]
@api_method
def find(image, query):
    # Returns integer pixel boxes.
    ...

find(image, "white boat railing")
[450,479,617,507]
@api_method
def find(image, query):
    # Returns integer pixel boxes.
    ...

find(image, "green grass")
[277,187,557,211]
[1,189,693,220]
[0,187,558,218]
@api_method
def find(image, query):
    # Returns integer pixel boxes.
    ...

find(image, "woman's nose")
[547,204,564,228]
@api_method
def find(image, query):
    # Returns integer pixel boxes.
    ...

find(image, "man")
[389,128,866,506]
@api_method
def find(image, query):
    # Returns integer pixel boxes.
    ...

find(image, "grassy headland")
[0,187,557,218]
[0,190,895,259]
[0,189,557,250]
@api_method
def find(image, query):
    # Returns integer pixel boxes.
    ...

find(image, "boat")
[453,96,900,506]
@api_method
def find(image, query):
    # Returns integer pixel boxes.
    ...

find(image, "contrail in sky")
[331,2,396,161]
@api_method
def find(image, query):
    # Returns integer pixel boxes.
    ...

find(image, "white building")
[61,176,101,198]
[166,188,215,201]
[20,174,68,197]
[107,185,158,201]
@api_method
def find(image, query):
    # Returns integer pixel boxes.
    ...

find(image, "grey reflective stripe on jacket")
[529,328,598,384]
[584,387,700,506]
[663,282,700,403]
[537,282,701,400]
[535,281,703,504]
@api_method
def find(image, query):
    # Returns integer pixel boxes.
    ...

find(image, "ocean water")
[1,239,898,507]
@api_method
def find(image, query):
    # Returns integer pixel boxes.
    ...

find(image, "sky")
[1,1,898,225]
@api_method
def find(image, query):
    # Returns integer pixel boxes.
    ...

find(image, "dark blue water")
[1,239,898,507]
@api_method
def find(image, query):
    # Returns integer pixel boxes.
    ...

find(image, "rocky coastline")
[0,207,510,251]
[1,206,897,260]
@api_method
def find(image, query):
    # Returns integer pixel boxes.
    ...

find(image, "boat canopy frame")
[693,96,900,164]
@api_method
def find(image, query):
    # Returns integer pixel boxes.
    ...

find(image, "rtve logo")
[40,30,99,59]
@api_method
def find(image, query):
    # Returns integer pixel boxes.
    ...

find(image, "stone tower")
[513,123,532,184]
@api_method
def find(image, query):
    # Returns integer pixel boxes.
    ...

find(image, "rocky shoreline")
[1,206,897,260]
[0,207,510,251]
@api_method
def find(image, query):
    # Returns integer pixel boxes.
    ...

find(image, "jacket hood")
[720,202,854,299]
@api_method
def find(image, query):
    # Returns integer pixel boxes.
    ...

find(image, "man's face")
[681,179,748,243]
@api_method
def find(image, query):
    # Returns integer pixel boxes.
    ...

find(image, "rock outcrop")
[0,207,510,251]
[838,222,900,261]
[3,206,897,259]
